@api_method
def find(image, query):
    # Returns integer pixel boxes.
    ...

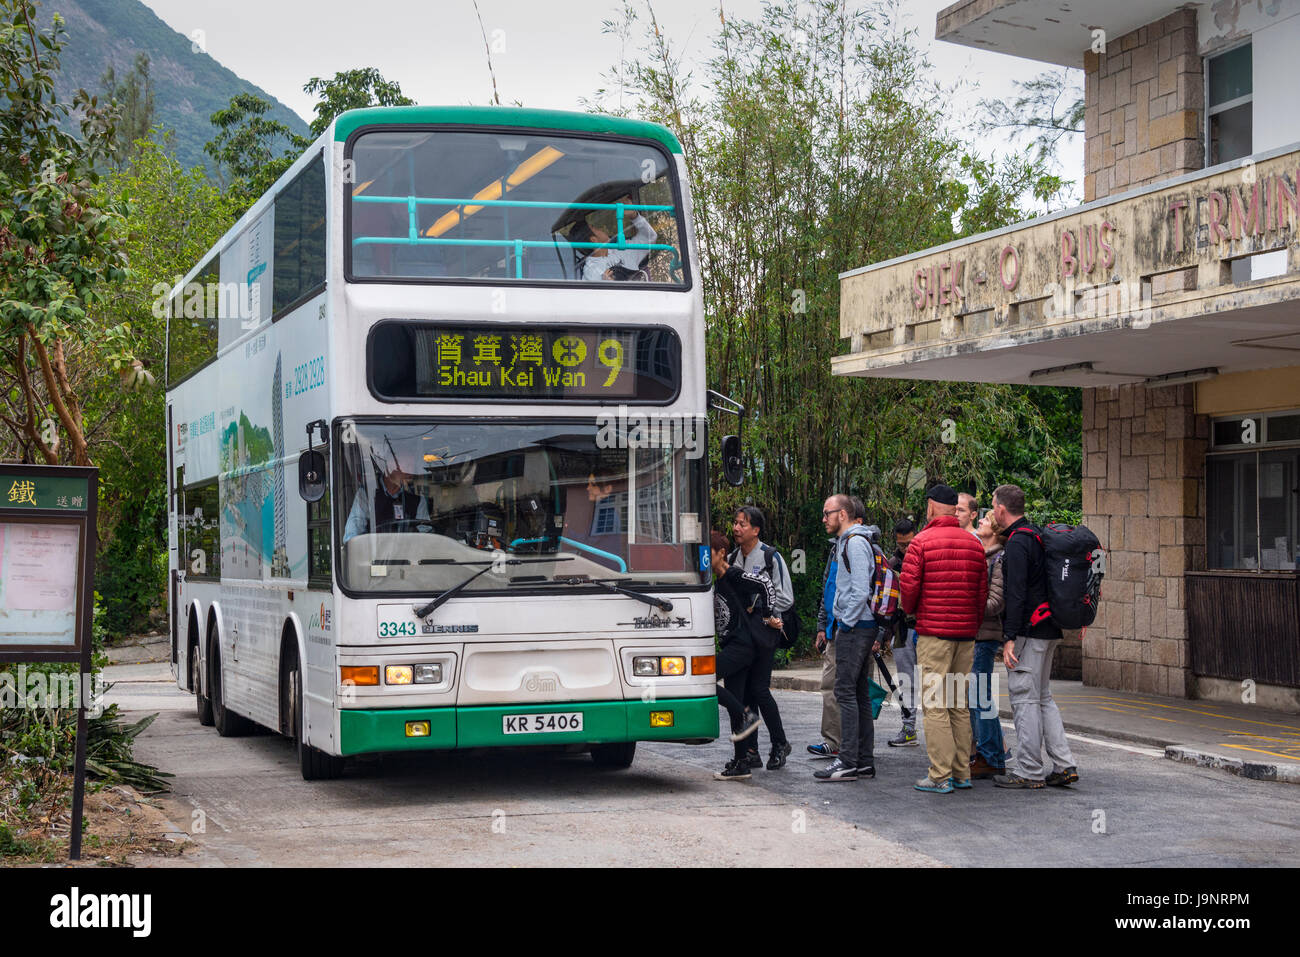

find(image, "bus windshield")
[336,419,708,594]
[347,130,685,285]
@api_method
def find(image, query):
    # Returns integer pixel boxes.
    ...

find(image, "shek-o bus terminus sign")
[0,464,99,859]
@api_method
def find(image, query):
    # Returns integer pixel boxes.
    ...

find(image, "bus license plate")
[503,712,584,734]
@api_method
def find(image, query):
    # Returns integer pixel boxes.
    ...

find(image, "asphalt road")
[116,670,1300,867]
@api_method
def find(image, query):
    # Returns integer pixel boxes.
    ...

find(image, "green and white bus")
[166,106,733,779]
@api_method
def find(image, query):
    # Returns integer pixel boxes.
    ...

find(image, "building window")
[591,490,628,536]
[1208,410,1299,571]
[1206,43,1252,167]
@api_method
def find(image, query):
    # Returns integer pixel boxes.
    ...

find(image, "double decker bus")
[166,106,732,779]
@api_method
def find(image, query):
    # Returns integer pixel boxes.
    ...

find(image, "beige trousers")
[916,635,975,783]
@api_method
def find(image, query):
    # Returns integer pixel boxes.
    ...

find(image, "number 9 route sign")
[367,323,682,403]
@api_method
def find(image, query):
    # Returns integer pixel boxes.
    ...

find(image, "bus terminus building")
[837,1,1300,710]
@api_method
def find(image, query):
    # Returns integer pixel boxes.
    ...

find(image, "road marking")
[998,721,1164,757]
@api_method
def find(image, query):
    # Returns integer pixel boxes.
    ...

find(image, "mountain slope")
[36,0,309,170]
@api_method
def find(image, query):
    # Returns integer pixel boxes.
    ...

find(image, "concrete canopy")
[936,0,1188,68]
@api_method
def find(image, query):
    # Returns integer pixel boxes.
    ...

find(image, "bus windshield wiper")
[529,576,673,613]
[415,556,572,619]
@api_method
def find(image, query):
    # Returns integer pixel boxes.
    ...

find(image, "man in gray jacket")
[814,495,878,782]
[809,497,868,759]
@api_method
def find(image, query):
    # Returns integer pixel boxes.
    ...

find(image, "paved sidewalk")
[773,654,1300,784]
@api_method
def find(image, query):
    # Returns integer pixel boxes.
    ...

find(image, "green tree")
[88,134,237,632]
[597,0,1081,649]
[99,52,155,165]
[0,1,129,466]
[303,67,414,137]
[205,92,306,207]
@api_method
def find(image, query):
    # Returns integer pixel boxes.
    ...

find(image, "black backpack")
[754,545,801,649]
[1009,522,1106,630]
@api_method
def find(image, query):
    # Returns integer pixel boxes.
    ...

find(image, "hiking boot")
[970,754,1005,779]
[993,772,1045,789]
[814,757,859,781]
[1046,766,1080,787]
[914,776,952,794]
[714,757,752,781]
[729,710,761,742]
[746,749,762,769]
[807,742,838,758]
[767,742,792,770]
[887,728,918,748]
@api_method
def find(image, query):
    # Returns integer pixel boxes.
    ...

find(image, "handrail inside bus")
[508,536,628,573]
[351,194,681,279]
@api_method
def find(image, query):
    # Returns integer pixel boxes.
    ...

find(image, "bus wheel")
[192,643,214,726]
[286,648,344,781]
[210,636,253,737]
[590,741,636,769]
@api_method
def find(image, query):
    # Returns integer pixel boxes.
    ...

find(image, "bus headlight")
[633,656,660,676]
[414,663,443,684]
[660,657,686,676]
[385,665,414,685]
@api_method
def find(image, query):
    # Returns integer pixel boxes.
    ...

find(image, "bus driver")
[342,460,430,543]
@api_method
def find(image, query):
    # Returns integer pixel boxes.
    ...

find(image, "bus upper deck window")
[347,130,686,286]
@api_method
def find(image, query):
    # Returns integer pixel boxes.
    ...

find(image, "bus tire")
[590,741,636,769]
[192,639,214,726]
[210,635,253,737]
[286,647,344,781]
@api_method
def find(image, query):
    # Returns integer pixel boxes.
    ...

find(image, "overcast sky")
[141,0,1083,198]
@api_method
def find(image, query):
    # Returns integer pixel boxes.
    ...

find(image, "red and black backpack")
[1007,523,1106,630]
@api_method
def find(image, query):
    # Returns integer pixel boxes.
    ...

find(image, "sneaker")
[951,777,972,789]
[993,772,1045,789]
[729,710,761,742]
[887,728,918,747]
[814,757,859,781]
[1046,766,1080,787]
[856,764,875,779]
[714,757,752,781]
[970,754,1005,779]
[914,775,953,794]
[807,742,838,758]
[767,742,792,770]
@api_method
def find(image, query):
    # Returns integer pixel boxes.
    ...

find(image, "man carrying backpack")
[729,506,792,770]
[990,484,1079,789]
[813,495,879,782]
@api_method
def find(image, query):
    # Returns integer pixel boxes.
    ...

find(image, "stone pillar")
[1084,8,1203,202]
[1080,383,1208,696]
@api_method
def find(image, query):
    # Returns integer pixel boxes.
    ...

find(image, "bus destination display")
[369,323,681,402]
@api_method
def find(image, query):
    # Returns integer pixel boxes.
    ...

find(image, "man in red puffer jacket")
[900,484,988,794]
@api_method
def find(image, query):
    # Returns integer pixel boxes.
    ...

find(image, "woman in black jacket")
[710,531,767,780]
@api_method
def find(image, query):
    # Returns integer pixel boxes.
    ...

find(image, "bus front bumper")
[338,696,719,756]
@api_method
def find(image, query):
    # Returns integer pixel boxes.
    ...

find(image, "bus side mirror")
[721,434,744,487]
[299,450,327,503]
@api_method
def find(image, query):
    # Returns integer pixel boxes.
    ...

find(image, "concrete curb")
[1164,746,1300,785]
[772,673,1300,786]
[771,674,820,693]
